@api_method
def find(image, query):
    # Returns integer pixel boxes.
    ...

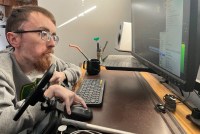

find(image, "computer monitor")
[131,0,200,92]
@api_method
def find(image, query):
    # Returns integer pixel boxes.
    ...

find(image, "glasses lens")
[40,31,59,44]
[53,36,59,43]
[40,31,49,41]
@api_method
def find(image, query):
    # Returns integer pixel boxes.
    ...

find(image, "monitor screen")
[131,0,200,92]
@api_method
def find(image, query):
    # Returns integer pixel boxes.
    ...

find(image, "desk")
[77,69,200,134]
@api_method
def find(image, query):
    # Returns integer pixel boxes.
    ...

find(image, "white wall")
[38,0,131,65]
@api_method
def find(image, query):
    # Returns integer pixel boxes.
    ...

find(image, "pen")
[102,41,108,52]
[97,42,100,52]
[93,37,100,52]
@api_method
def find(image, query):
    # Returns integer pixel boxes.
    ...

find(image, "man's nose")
[47,37,56,47]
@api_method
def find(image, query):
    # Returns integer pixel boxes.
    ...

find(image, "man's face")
[15,12,57,72]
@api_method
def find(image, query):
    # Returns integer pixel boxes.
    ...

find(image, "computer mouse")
[155,103,166,113]
[65,105,93,121]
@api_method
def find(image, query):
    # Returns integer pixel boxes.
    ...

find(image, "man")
[0,5,86,133]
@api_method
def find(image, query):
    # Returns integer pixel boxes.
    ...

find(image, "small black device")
[65,105,93,121]
[155,103,166,113]
[163,94,176,112]
[76,79,105,107]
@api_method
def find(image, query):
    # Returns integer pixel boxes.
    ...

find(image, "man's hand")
[44,85,87,115]
[50,71,66,85]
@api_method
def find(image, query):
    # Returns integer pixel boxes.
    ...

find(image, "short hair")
[6,5,56,33]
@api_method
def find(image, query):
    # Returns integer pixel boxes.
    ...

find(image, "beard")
[34,49,54,72]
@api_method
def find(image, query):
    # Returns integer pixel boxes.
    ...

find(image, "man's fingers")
[75,95,87,108]
[65,100,71,115]
[49,76,57,82]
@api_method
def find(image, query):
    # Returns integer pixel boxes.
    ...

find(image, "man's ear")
[6,32,21,48]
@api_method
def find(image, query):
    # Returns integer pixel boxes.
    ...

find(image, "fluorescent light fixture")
[84,6,96,14]
[57,6,97,28]
[57,17,78,28]
[78,13,84,17]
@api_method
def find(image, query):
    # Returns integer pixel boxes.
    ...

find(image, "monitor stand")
[186,108,200,128]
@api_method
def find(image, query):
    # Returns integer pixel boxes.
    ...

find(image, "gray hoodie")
[0,51,81,134]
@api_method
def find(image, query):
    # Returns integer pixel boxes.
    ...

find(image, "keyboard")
[102,55,150,71]
[76,79,105,107]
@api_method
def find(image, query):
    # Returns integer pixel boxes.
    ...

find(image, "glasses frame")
[13,30,59,44]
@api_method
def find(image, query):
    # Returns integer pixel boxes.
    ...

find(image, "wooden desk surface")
[78,67,200,133]
[140,72,200,134]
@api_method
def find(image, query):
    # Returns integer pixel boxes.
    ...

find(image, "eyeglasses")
[13,30,59,44]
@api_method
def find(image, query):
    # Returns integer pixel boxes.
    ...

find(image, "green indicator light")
[181,43,185,73]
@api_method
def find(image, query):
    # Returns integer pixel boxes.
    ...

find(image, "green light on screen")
[181,43,185,73]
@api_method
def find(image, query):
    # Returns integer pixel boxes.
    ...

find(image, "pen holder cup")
[83,59,100,75]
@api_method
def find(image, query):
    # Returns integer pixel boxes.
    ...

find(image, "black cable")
[177,92,191,104]
[193,90,200,98]
[179,88,184,96]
